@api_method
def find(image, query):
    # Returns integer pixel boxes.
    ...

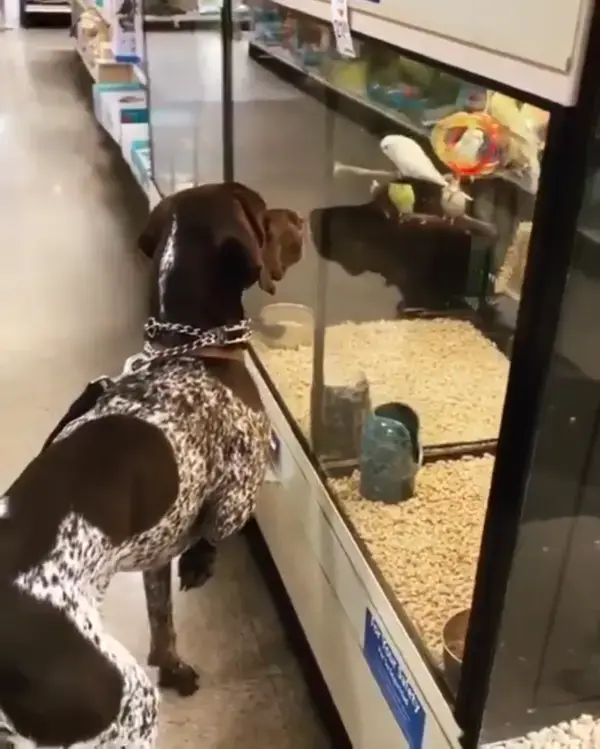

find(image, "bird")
[380,134,447,186]
[387,182,416,215]
[452,127,486,164]
[440,177,472,220]
[380,135,472,221]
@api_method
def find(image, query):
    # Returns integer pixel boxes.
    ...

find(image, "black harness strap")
[41,378,112,452]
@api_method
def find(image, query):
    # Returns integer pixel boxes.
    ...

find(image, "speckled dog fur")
[12,358,270,747]
[0,183,304,748]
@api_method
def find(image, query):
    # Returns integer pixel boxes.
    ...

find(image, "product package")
[92,83,148,144]
[121,121,149,167]
[131,142,152,192]
[252,4,285,45]
[111,0,143,63]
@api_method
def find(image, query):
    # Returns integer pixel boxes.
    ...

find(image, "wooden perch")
[333,162,397,181]
[385,211,498,239]
[369,180,498,240]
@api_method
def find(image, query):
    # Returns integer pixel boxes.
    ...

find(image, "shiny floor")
[0,28,329,748]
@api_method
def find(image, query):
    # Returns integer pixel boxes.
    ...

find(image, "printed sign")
[363,609,426,749]
[330,0,356,58]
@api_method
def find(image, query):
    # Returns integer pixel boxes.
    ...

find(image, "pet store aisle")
[0,28,330,749]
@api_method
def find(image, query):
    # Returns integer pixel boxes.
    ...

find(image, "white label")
[330,0,356,58]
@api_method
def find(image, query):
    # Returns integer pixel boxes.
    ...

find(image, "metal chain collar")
[122,317,252,375]
[145,316,252,348]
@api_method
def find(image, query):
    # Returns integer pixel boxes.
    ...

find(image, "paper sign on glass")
[330,0,356,58]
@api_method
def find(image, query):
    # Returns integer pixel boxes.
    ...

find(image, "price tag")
[330,0,356,58]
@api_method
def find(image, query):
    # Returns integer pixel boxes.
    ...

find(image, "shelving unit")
[144,4,250,30]
[70,0,154,194]
[21,0,70,28]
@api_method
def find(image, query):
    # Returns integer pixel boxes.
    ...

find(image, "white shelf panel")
[271,0,594,105]
[26,3,71,12]
[353,0,585,75]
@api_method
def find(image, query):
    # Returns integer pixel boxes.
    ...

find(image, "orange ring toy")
[431,111,503,178]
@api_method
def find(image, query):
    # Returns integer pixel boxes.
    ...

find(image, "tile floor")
[0,28,329,748]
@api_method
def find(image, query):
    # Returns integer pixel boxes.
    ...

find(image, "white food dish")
[254,303,314,350]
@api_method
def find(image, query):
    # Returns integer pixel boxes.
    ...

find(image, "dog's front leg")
[143,565,200,697]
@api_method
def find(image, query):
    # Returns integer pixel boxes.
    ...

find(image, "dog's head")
[138,183,303,326]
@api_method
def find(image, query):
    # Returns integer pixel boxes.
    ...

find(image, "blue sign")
[363,609,426,749]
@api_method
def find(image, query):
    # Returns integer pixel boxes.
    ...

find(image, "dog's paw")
[158,661,200,697]
[178,542,216,592]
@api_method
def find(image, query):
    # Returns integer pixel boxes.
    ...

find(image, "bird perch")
[333,161,397,180]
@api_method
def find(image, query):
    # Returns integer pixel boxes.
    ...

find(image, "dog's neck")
[146,340,247,363]
[150,283,248,348]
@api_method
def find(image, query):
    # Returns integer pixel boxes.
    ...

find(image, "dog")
[0,182,303,747]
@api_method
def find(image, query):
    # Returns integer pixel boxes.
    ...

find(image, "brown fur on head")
[260,208,304,295]
[137,183,303,307]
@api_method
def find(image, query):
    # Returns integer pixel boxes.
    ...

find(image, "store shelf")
[73,0,109,24]
[75,40,137,83]
[248,40,538,197]
[265,0,593,105]
[22,0,72,27]
[143,4,249,29]
[25,2,70,11]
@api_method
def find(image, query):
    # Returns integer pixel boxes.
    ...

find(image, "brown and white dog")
[0,182,303,748]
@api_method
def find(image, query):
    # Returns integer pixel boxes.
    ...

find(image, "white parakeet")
[380,135,447,186]
[453,128,486,163]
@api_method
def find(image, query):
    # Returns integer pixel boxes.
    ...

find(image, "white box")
[92,84,147,144]
[111,0,143,63]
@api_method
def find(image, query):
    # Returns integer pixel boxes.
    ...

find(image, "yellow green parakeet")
[387,182,415,214]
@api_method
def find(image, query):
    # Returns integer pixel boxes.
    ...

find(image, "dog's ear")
[260,209,304,294]
[211,183,274,291]
[138,195,175,259]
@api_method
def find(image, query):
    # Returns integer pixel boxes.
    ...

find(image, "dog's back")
[0,414,178,744]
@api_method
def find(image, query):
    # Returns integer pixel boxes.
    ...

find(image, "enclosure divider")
[455,3,600,744]
[221,0,234,182]
[309,82,336,457]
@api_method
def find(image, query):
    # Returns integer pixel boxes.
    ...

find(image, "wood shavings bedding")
[331,455,493,665]
[253,318,509,447]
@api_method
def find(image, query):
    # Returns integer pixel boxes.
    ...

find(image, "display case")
[142,0,600,745]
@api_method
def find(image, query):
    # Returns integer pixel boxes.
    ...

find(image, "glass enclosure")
[144,0,551,698]
[480,126,600,745]
[235,0,548,689]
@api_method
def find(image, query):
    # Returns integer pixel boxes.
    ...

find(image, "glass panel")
[481,120,600,744]
[144,10,226,195]
[234,0,550,692]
